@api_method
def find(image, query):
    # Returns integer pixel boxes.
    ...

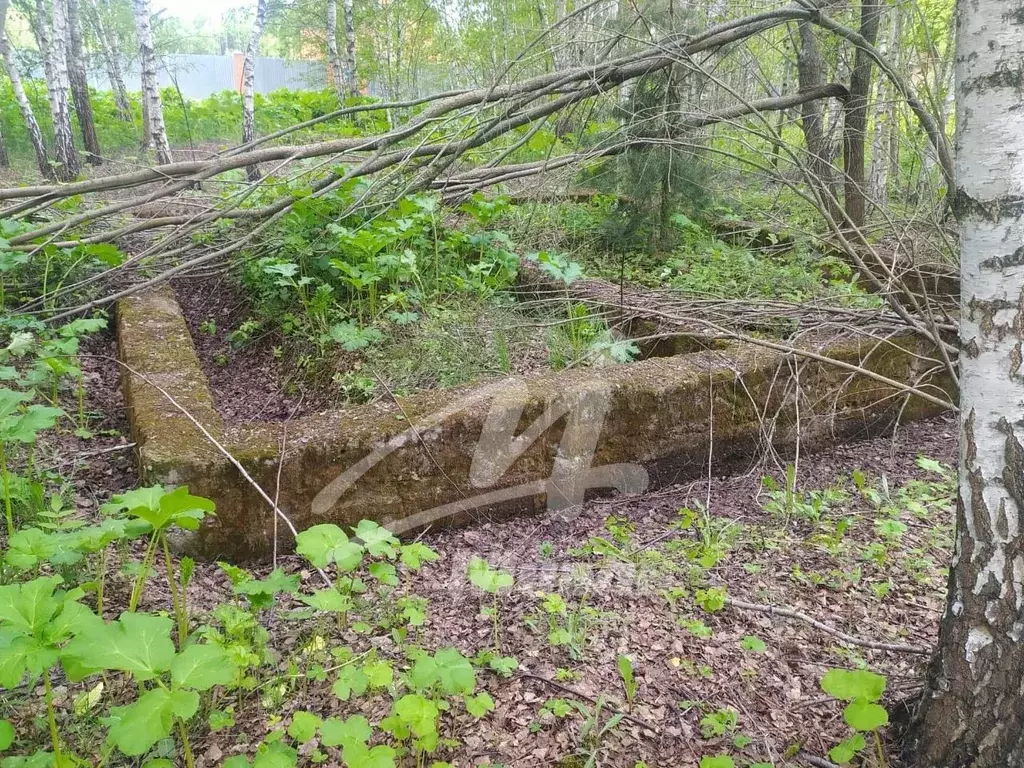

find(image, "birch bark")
[242,0,268,181]
[34,0,80,180]
[909,0,1024,764]
[87,0,133,121]
[326,0,344,97]
[0,31,52,178]
[132,0,171,164]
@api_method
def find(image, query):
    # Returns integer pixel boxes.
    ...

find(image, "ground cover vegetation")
[0,0,1019,763]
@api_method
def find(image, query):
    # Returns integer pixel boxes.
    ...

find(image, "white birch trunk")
[911,0,1024,763]
[132,0,171,164]
[242,0,268,181]
[0,32,52,178]
[88,0,133,121]
[326,0,345,98]
[341,0,357,96]
[34,0,80,180]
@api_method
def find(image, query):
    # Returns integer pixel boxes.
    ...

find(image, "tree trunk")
[34,0,80,181]
[868,2,899,203]
[0,32,53,178]
[242,0,268,181]
[907,2,1024,766]
[87,0,133,121]
[326,0,345,98]
[841,0,881,230]
[66,0,101,164]
[796,21,843,225]
[341,0,357,96]
[132,0,171,164]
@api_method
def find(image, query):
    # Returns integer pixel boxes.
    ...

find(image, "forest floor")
[34,323,957,768]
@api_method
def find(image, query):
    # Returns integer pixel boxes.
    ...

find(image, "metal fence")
[19,52,327,99]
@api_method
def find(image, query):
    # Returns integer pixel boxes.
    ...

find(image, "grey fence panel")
[254,57,326,93]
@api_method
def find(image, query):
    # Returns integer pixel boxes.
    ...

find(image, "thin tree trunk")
[841,0,881,230]
[87,0,132,121]
[326,0,345,98]
[34,0,80,181]
[0,32,53,178]
[796,21,843,224]
[0,121,8,168]
[242,0,268,181]
[907,2,1024,765]
[868,3,898,202]
[341,0,357,96]
[66,0,101,164]
[132,0,170,164]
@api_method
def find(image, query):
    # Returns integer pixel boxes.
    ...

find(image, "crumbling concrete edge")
[117,287,955,561]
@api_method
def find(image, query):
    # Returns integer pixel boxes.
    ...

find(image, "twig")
[724,596,930,654]
[801,753,842,768]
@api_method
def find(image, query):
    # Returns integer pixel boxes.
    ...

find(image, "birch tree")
[66,0,102,164]
[0,32,52,178]
[29,0,80,180]
[341,0,357,95]
[242,0,269,181]
[132,0,171,164]
[326,0,344,97]
[87,0,133,121]
[909,1,1024,765]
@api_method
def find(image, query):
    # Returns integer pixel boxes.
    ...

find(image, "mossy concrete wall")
[118,288,954,561]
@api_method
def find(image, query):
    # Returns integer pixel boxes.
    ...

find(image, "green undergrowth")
[214,190,638,404]
[0,322,955,766]
[500,198,881,306]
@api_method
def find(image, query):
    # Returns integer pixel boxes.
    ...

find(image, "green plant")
[617,654,637,709]
[101,485,215,643]
[820,668,889,766]
[467,556,513,650]
[0,389,62,536]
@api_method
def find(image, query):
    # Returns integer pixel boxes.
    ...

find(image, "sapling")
[466,556,513,650]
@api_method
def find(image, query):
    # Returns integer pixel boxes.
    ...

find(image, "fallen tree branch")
[725,596,931,654]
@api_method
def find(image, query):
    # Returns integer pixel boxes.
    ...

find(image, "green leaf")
[432,648,475,696]
[2,405,63,443]
[0,575,66,635]
[4,528,58,572]
[295,524,363,570]
[392,694,438,739]
[0,632,32,688]
[320,714,371,748]
[698,758,735,768]
[368,562,399,586]
[64,612,175,681]
[739,635,767,653]
[843,701,889,731]
[465,691,495,718]
[169,689,200,721]
[300,588,353,614]
[287,711,323,743]
[820,668,887,703]
[107,689,175,756]
[363,660,393,688]
[354,520,400,557]
[332,665,369,701]
[170,643,235,690]
[828,733,867,764]
[487,655,518,677]
[0,389,30,422]
[341,743,396,768]
[399,542,439,570]
[0,719,14,750]
[466,557,512,594]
